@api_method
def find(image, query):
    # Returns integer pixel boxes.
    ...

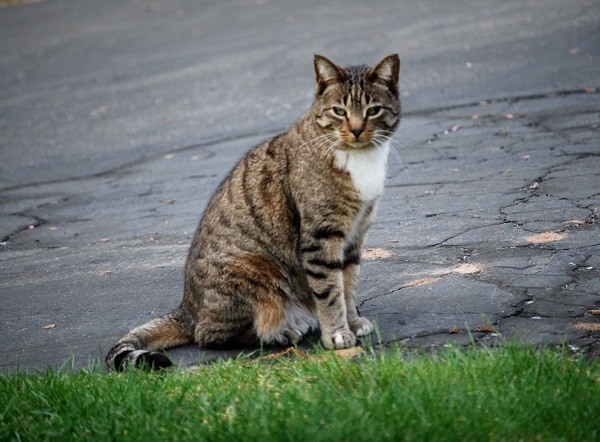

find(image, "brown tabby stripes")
[106,54,401,370]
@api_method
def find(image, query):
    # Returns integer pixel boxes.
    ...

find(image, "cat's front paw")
[349,317,373,337]
[322,329,356,349]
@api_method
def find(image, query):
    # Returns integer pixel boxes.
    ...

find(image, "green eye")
[333,107,346,117]
[366,106,381,116]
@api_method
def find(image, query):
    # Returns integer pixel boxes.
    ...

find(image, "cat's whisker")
[299,132,339,151]
[304,138,339,158]
[373,136,405,169]
[388,145,405,169]
[310,133,343,158]
[317,141,340,158]
[317,134,339,147]
[324,140,341,157]
[374,131,405,149]
[374,134,405,162]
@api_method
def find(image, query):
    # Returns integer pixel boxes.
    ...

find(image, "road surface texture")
[1,0,599,371]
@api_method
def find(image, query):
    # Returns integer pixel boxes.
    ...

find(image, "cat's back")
[203,116,346,215]
[188,130,300,261]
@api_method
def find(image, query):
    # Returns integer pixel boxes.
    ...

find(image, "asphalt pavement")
[1,0,599,372]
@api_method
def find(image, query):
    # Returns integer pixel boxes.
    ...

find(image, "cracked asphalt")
[1,0,599,371]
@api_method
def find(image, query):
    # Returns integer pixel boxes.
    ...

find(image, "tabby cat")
[106,54,401,370]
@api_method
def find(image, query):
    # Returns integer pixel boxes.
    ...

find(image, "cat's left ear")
[367,54,400,94]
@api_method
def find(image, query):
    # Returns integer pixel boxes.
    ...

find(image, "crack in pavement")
[358,262,484,309]
[1,214,48,244]
[404,88,599,117]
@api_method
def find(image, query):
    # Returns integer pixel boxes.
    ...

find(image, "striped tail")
[106,309,193,371]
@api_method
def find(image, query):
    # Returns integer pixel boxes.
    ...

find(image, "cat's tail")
[105,308,193,371]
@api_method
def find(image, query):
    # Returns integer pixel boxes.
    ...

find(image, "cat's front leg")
[344,262,374,337]
[304,254,355,349]
[343,238,374,337]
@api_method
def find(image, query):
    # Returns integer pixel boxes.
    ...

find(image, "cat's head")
[312,54,401,150]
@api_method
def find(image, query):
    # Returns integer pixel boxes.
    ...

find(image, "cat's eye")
[332,107,347,117]
[366,106,381,117]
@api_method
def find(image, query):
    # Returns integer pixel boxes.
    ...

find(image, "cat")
[106,54,401,370]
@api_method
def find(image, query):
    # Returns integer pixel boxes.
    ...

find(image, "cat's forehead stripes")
[343,88,368,108]
[342,65,373,108]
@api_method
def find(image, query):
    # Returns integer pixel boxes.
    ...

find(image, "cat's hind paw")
[276,328,304,346]
[286,328,305,344]
[349,317,373,337]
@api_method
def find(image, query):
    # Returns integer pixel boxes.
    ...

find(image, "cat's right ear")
[367,54,400,95]
[314,55,345,96]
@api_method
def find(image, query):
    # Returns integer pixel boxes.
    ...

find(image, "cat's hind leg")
[220,253,314,346]
[254,299,317,346]
[192,278,297,347]
[254,298,293,345]
[286,300,319,339]
[106,309,193,371]
[253,302,303,346]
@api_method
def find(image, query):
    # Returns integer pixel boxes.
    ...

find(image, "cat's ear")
[314,54,345,95]
[367,54,400,94]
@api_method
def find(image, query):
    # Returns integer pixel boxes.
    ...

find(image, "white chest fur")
[334,140,390,201]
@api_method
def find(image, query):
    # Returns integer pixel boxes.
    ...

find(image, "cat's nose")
[351,128,363,140]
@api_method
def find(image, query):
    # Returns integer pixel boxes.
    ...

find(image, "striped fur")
[106,54,401,370]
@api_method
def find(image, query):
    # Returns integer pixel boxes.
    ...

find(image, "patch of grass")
[1,344,598,441]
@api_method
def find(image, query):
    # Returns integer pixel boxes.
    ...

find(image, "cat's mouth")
[338,139,377,151]
[335,131,377,150]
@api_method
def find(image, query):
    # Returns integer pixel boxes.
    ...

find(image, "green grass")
[1,344,598,441]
